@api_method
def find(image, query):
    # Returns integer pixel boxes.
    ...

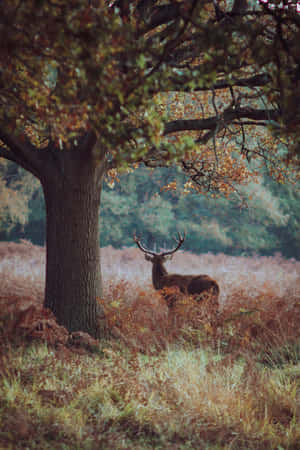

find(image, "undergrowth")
[0,240,299,449]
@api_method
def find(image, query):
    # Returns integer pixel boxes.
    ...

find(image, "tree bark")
[41,143,107,338]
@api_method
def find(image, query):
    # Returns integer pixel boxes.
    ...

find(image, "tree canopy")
[0,0,299,189]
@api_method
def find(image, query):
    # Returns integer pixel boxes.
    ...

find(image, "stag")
[133,232,219,307]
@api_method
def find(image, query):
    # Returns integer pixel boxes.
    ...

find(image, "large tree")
[0,0,299,337]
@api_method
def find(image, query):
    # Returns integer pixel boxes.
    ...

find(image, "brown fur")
[147,255,219,307]
[161,273,219,297]
[134,233,219,309]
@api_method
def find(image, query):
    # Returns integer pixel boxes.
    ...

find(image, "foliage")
[3,164,299,258]
[1,242,300,449]
[0,160,39,235]
[1,0,299,186]
[103,166,300,257]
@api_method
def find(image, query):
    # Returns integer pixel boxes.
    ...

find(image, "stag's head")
[133,232,186,263]
[133,232,186,290]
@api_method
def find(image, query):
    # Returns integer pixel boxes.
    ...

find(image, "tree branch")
[163,107,278,135]
[0,145,23,165]
[183,73,271,92]
[0,128,43,179]
[139,2,182,34]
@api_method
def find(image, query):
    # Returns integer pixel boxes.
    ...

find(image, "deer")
[133,232,220,310]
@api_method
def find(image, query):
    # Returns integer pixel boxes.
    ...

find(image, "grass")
[0,240,300,449]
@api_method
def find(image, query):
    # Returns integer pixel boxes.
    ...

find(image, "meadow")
[0,240,299,449]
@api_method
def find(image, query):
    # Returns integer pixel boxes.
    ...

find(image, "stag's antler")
[133,232,158,256]
[159,231,186,257]
[133,231,186,256]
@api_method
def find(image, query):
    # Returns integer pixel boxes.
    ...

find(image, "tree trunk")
[42,143,107,338]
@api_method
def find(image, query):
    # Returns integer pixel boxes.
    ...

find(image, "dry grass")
[0,240,300,449]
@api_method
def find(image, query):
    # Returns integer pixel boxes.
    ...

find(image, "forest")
[1,0,300,448]
[1,161,300,258]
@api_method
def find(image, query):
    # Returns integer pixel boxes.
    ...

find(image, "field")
[0,240,300,449]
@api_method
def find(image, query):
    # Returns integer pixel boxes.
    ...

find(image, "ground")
[0,241,299,449]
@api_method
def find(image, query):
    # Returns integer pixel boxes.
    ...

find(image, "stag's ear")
[145,254,153,262]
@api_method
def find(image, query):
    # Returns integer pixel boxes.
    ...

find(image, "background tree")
[0,160,39,237]
[3,163,299,258]
[0,0,299,337]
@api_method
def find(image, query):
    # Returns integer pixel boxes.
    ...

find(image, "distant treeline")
[1,166,300,259]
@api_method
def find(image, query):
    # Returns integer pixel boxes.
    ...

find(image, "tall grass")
[0,240,299,448]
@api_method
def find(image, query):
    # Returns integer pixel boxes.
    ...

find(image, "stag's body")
[150,255,219,297]
[134,233,219,306]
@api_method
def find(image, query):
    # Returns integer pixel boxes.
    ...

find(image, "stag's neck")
[152,260,168,290]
